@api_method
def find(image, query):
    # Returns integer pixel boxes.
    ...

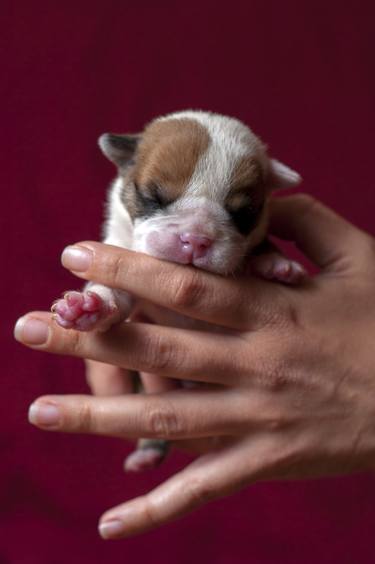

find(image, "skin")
[14,194,375,539]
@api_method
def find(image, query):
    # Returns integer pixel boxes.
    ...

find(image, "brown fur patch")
[132,118,210,200]
[231,155,263,188]
[226,156,265,210]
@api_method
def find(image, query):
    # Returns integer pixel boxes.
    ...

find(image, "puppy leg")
[124,438,170,473]
[52,284,133,332]
[250,239,307,285]
[250,253,306,284]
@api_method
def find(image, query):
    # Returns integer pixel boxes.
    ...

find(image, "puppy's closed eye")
[135,182,174,216]
[225,187,265,236]
[227,202,264,235]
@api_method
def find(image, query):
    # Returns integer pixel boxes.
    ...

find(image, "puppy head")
[99,111,301,274]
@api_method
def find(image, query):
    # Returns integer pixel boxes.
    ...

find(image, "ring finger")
[27,387,274,440]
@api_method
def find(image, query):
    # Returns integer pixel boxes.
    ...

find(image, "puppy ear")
[98,133,141,168]
[266,158,302,190]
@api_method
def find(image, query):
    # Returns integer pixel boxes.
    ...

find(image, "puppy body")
[52,110,304,469]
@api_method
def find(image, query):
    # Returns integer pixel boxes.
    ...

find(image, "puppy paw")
[124,439,169,472]
[124,448,165,473]
[51,291,117,331]
[251,254,307,285]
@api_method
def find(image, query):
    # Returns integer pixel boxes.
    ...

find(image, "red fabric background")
[3,1,375,562]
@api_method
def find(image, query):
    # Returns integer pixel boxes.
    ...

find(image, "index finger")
[61,242,283,330]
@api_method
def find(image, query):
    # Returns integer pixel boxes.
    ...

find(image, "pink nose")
[180,233,213,259]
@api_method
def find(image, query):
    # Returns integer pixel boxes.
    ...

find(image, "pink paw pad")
[252,255,307,285]
[271,259,306,284]
[124,448,165,473]
[51,291,110,331]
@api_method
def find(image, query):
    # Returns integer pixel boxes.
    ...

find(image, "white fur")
[84,178,134,321]
[160,110,267,202]
[103,177,133,247]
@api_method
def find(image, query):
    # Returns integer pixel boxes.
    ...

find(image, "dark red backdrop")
[2,2,375,562]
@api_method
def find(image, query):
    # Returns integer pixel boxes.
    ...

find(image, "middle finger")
[15,312,249,385]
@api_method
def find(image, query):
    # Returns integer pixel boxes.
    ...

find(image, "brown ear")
[266,158,302,190]
[98,133,141,168]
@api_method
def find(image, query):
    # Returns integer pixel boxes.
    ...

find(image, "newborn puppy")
[52,110,304,470]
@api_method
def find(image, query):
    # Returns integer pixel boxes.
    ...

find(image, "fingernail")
[61,245,92,272]
[28,402,61,428]
[99,519,123,539]
[14,316,49,345]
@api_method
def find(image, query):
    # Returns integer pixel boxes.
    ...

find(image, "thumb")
[268,194,364,270]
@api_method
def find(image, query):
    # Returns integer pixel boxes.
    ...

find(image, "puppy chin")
[132,226,245,274]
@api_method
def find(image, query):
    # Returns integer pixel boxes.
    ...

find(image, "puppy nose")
[180,233,213,259]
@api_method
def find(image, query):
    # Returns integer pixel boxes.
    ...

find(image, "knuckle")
[108,253,126,287]
[263,410,288,431]
[57,328,84,356]
[267,371,289,393]
[145,400,182,439]
[143,333,175,372]
[141,497,162,528]
[253,353,291,394]
[283,300,304,330]
[75,401,94,432]
[172,270,206,309]
[267,290,304,332]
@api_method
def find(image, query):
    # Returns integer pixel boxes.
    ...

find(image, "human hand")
[14,195,375,539]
